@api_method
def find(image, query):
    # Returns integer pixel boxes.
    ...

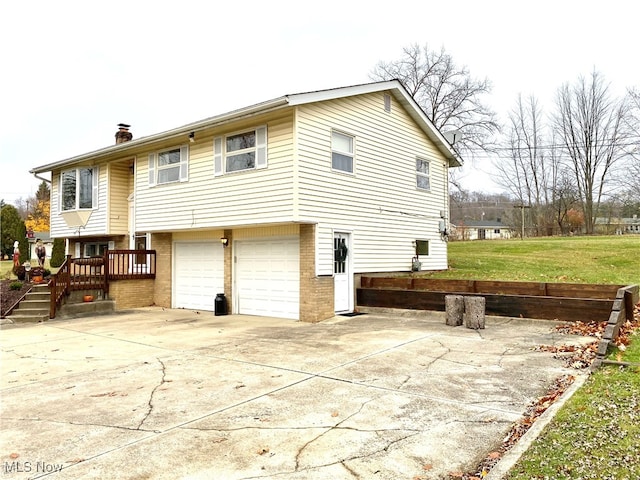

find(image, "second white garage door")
[174,242,224,311]
[234,237,300,320]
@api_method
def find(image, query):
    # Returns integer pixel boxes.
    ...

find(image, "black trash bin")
[214,293,227,316]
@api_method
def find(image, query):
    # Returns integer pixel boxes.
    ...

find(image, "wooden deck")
[50,250,156,318]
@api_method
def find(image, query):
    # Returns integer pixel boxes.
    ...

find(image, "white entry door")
[333,232,353,313]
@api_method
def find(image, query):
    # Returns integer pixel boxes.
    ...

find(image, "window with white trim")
[148,146,189,186]
[214,126,267,176]
[416,158,430,190]
[61,167,98,211]
[332,131,354,173]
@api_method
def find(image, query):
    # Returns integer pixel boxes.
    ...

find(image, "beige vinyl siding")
[134,111,296,232]
[49,165,109,238]
[108,163,129,235]
[173,230,225,242]
[296,92,450,274]
[233,224,299,240]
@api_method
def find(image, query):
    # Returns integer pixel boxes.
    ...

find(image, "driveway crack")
[294,398,374,470]
[6,417,159,433]
[136,358,166,430]
[421,340,451,372]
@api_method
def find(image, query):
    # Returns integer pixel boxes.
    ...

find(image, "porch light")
[189,131,195,143]
[220,237,229,247]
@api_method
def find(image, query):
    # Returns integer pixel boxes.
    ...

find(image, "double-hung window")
[148,146,189,186]
[416,158,430,190]
[84,242,109,257]
[61,167,98,211]
[331,131,354,173]
[214,126,267,176]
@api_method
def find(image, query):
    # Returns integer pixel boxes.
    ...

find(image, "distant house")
[451,220,512,241]
[594,215,640,235]
[29,80,462,322]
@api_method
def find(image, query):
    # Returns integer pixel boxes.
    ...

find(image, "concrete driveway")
[1,308,590,479]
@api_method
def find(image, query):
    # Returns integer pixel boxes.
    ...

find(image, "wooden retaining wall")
[357,277,635,323]
[592,284,640,370]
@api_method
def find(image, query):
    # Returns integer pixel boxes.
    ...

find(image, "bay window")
[61,167,98,210]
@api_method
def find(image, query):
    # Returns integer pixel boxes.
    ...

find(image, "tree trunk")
[445,295,464,326]
[464,296,486,329]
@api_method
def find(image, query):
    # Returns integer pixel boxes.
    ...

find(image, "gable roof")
[30,80,463,174]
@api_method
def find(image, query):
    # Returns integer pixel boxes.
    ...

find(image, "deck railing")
[70,256,107,291]
[50,255,72,319]
[49,250,156,318]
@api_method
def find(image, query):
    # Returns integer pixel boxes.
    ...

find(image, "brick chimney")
[115,123,133,144]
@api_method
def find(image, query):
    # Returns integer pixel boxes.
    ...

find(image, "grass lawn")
[424,236,639,285]
[1,260,18,279]
[504,333,640,480]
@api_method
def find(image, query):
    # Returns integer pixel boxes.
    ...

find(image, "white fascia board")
[286,80,462,167]
[285,80,401,106]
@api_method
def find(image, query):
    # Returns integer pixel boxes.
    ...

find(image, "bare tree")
[496,95,545,201]
[625,88,640,194]
[495,95,564,235]
[553,70,634,234]
[370,43,499,157]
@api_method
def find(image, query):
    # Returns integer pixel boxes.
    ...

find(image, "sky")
[1,0,638,205]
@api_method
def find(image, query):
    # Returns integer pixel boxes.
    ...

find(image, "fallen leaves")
[539,304,640,369]
[556,305,640,349]
[535,342,598,369]
[456,375,576,480]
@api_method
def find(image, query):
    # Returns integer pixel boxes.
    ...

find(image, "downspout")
[32,173,51,185]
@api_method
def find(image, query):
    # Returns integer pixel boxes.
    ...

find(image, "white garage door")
[235,237,299,320]
[174,242,224,311]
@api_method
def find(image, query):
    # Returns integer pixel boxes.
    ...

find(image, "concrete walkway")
[0,308,590,479]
